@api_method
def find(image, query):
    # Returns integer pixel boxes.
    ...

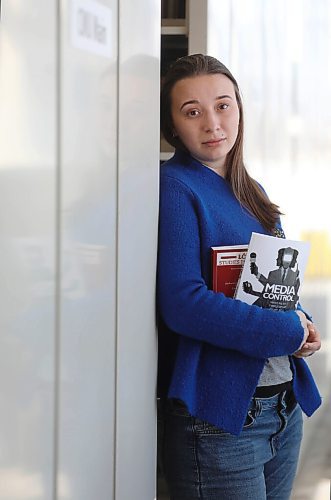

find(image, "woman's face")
[170,74,240,176]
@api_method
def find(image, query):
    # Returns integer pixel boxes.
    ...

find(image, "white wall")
[0,1,159,499]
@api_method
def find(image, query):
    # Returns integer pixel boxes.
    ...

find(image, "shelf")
[161,18,188,36]
[160,137,174,162]
[160,152,174,161]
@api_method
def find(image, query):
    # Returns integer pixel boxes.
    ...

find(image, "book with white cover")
[235,233,310,311]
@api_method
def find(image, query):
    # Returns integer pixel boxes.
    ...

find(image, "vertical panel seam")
[113,0,120,499]
[53,1,62,498]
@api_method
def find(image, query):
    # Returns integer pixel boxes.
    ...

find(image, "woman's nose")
[203,110,221,132]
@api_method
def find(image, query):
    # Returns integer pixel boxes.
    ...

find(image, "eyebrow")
[180,95,233,111]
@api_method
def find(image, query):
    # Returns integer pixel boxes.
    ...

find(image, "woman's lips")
[202,138,226,146]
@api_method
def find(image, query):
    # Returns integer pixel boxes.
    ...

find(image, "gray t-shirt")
[257,356,292,386]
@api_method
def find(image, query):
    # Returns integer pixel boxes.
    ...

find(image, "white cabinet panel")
[116,1,160,499]
[0,2,57,499]
[57,1,118,499]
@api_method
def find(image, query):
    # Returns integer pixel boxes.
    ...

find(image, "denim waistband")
[163,388,296,415]
[252,389,295,411]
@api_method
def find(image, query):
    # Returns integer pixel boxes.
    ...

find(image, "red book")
[211,245,248,297]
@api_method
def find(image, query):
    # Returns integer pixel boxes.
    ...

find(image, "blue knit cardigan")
[157,150,321,436]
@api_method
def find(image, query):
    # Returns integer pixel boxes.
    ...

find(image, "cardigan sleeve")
[157,174,305,360]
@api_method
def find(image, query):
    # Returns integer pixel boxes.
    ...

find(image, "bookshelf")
[160,0,188,160]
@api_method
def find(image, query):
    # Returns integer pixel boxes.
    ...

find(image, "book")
[234,232,310,311]
[211,245,248,297]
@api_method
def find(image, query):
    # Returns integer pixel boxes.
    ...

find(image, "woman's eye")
[186,109,200,117]
[218,103,229,110]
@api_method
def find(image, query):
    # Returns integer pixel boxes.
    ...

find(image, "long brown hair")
[161,54,282,233]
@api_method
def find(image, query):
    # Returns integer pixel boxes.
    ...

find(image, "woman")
[157,54,321,500]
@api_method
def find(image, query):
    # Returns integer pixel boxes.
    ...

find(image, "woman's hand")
[294,316,321,358]
[295,310,309,348]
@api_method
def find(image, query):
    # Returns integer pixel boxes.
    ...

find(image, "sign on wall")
[71,0,113,58]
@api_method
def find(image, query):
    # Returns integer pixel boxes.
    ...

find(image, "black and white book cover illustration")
[235,232,310,311]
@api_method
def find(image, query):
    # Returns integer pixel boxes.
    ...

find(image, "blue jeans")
[159,391,303,499]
